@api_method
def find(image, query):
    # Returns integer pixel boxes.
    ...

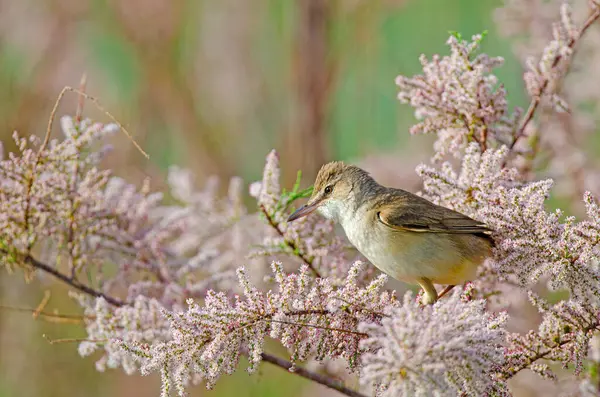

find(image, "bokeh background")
[0,0,535,396]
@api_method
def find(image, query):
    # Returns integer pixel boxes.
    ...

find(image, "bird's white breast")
[338,206,414,279]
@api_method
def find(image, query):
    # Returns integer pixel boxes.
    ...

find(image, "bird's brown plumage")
[374,191,495,245]
[289,161,496,304]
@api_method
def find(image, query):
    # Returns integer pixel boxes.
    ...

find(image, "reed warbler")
[287,161,494,304]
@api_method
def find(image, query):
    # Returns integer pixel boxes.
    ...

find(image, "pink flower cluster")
[359,289,507,397]
[2,1,600,396]
[417,143,600,301]
[121,262,393,395]
[396,33,519,160]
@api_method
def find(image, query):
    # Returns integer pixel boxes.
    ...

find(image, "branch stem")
[2,250,126,307]
[260,204,322,278]
[261,352,367,397]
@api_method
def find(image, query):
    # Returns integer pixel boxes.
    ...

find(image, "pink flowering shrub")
[2,1,600,396]
[359,288,507,396]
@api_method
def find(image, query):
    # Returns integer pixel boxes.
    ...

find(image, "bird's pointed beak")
[287,201,320,222]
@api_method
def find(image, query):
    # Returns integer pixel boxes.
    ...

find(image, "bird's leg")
[417,277,438,305]
[438,285,456,299]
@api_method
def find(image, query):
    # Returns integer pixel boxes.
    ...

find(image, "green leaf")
[448,30,462,40]
[275,170,314,213]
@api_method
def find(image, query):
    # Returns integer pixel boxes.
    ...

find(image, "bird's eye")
[324,185,333,194]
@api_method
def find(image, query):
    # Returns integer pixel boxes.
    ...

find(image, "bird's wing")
[376,198,493,236]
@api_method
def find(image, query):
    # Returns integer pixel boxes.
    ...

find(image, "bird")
[286,161,494,304]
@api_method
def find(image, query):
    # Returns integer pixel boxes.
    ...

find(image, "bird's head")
[287,161,372,223]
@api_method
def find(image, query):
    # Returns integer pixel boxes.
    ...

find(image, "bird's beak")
[287,200,320,222]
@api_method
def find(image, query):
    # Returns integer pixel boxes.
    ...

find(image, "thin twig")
[261,352,367,397]
[508,5,600,151]
[260,204,322,278]
[75,73,87,123]
[331,297,389,319]
[0,305,88,322]
[437,285,456,300]
[43,334,107,345]
[225,308,367,341]
[0,249,126,307]
[268,318,368,337]
[33,289,52,319]
[40,85,68,156]
[41,86,149,159]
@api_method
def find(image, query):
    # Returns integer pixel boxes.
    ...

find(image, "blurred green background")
[0,0,528,396]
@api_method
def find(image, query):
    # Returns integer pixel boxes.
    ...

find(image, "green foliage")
[448,30,463,40]
[277,170,314,213]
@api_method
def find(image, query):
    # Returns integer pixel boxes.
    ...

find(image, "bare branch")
[42,86,149,159]
[261,352,368,397]
[0,250,126,307]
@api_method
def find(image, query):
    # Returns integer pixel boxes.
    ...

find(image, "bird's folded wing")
[376,201,492,235]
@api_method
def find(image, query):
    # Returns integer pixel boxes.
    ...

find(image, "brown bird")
[287,161,494,304]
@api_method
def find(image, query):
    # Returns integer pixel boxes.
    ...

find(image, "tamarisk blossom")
[90,159,255,309]
[418,143,600,300]
[396,33,519,160]
[522,3,579,113]
[0,115,267,379]
[496,1,600,198]
[401,21,600,384]
[0,118,118,269]
[4,1,600,394]
[74,294,170,375]
[416,143,520,219]
[359,289,508,397]
[119,262,393,395]
[2,110,599,396]
[17,120,599,396]
[0,115,253,303]
[497,1,587,114]
[501,294,600,381]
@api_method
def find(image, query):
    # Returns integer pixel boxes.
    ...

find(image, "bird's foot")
[421,292,437,305]
[418,277,438,305]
